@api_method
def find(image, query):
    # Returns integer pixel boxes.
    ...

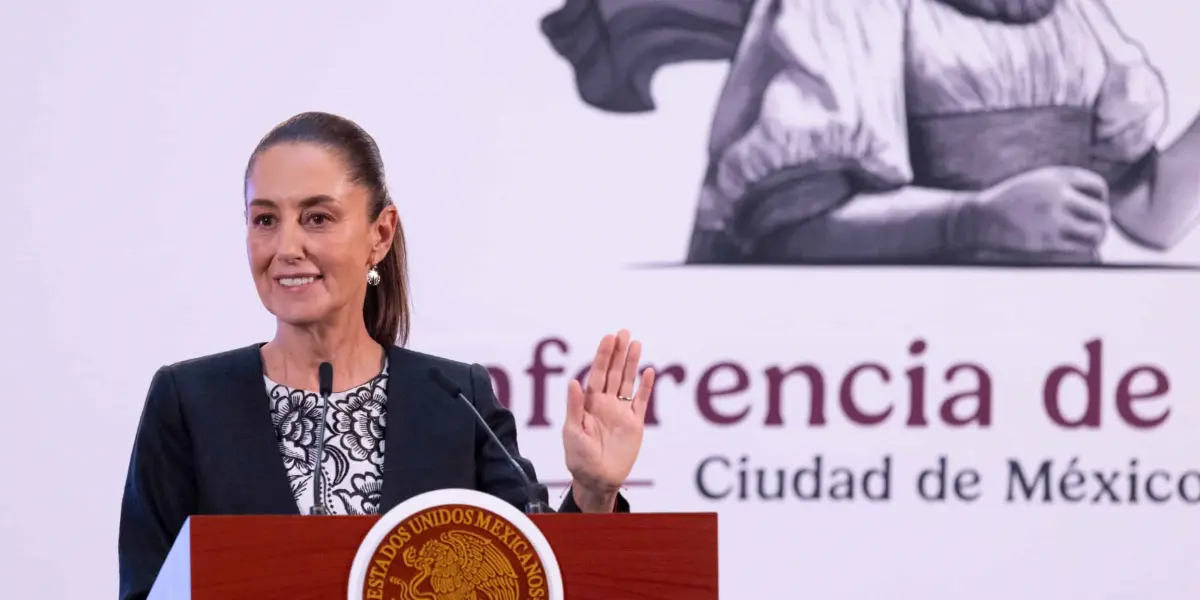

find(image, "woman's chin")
[268,302,335,328]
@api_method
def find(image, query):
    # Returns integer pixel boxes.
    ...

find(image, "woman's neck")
[261,319,385,393]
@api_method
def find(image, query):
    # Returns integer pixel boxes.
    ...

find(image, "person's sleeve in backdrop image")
[1078,0,1167,191]
[687,0,913,260]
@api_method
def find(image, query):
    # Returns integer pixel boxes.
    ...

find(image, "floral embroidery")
[266,363,388,515]
[334,472,385,515]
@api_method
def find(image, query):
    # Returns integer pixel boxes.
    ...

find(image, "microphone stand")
[428,367,551,514]
[310,362,334,516]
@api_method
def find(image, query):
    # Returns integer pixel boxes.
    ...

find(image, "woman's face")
[244,142,395,330]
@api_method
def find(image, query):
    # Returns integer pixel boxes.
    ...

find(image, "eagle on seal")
[391,530,521,600]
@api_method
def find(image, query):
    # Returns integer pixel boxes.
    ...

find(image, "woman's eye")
[253,215,276,227]
[306,213,332,226]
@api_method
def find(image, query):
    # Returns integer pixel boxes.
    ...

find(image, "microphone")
[311,362,334,516]
[428,367,550,514]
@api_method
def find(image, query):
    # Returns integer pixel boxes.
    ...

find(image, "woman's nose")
[275,221,306,261]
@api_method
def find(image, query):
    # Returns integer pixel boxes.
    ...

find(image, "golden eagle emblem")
[388,530,521,600]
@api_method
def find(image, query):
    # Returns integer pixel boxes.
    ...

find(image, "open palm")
[562,329,655,495]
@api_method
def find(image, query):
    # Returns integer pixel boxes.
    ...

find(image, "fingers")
[633,368,656,419]
[1060,189,1111,225]
[566,379,585,427]
[1055,166,1109,202]
[587,330,648,408]
[586,334,615,393]
[617,339,642,399]
[1060,216,1108,249]
[604,330,631,394]
[1058,189,1111,251]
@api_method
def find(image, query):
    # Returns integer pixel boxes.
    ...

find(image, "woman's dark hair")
[244,111,410,347]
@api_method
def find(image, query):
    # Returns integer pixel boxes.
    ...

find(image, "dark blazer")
[118,343,628,600]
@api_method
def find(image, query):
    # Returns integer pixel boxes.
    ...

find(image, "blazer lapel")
[379,346,458,511]
[225,344,303,515]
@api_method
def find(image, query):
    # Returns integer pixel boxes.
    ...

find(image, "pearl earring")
[366,265,381,286]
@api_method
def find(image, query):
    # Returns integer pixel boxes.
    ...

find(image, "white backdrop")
[3,1,1200,598]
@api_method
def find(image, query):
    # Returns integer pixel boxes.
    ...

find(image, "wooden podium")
[149,512,718,599]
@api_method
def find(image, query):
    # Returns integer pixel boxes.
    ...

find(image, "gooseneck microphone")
[311,362,334,516]
[428,367,550,514]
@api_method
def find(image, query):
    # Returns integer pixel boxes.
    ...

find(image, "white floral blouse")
[265,362,388,515]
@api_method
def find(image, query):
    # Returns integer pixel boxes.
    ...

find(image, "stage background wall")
[2,0,1199,597]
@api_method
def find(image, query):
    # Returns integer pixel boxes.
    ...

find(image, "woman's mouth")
[277,275,321,289]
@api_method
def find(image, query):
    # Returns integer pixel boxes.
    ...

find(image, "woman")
[542,0,1200,264]
[117,112,656,600]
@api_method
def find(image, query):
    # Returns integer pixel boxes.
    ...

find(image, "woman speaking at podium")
[117,111,657,600]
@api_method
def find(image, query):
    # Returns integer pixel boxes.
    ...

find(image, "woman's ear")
[371,205,399,262]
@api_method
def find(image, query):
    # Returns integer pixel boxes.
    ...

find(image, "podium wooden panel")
[149,513,718,599]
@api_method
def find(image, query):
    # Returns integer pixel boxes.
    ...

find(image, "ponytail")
[364,217,410,347]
